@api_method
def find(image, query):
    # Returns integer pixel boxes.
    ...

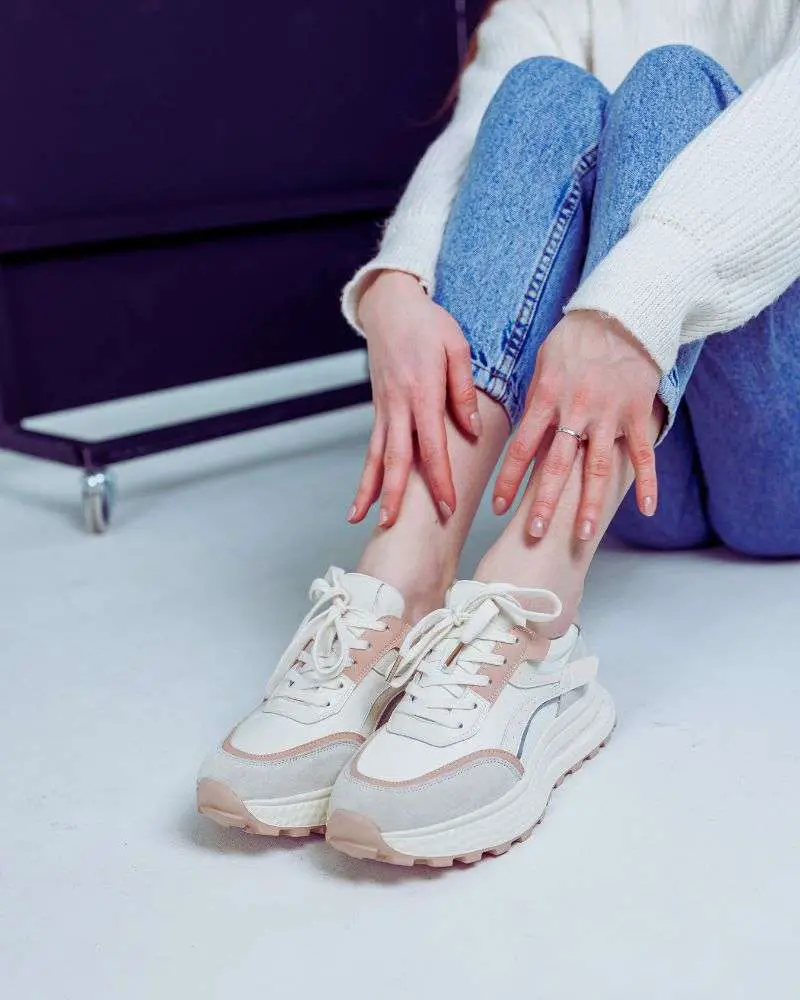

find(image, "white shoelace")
[265,567,388,709]
[388,584,562,729]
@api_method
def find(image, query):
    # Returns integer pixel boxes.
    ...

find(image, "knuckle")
[494,471,517,494]
[408,383,428,409]
[569,382,593,415]
[417,433,442,462]
[637,474,658,494]
[544,455,572,479]
[383,449,407,471]
[534,495,557,517]
[453,376,476,405]
[508,438,532,465]
[535,380,558,410]
[587,452,613,478]
[631,443,654,467]
[383,379,402,402]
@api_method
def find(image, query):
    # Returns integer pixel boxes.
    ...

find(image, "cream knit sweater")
[341,0,800,374]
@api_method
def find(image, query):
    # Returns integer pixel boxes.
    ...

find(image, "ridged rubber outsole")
[326,727,614,867]
[196,779,325,838]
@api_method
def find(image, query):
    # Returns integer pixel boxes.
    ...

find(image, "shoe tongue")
[340,572,404,618]
[447,579,495,609]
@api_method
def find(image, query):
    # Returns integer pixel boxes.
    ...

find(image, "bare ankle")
[357,542,454,624]
[473,560,582,639]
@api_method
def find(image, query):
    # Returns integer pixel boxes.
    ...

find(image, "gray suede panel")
[328,757,521,833]
[197,739,362,801]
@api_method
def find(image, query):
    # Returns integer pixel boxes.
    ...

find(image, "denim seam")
[471,357,494,376]
[486,144,599,417]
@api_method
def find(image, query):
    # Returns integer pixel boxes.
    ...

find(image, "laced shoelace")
[387,584,562,729]
[265,567,388,709]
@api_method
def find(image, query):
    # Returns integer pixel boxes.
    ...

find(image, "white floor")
[2,364,800,1000]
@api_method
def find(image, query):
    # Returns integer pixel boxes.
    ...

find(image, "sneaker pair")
[197,567,615,866]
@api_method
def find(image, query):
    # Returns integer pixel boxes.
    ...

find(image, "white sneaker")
[197,568,411,837]
[326,580,615,866]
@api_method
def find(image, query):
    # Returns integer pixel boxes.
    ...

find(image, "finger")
[527,424,583,538]
[493,399,555,514]
[348,419,386,522]
[575,424,616,541]
[626,413,658,517]
[445,338,481,438]
[414,396,456,519]
[379,411,414,528]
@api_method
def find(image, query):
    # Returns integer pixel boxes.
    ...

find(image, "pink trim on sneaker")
[468,627,551,703]
[223,731,365,762]
[342,615,411,683]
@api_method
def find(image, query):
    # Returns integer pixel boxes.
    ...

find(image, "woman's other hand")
[493,309,662,540]
[349,271,481,528]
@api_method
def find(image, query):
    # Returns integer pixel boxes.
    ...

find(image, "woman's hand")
[348,270,481,528]
[493,309,662,540]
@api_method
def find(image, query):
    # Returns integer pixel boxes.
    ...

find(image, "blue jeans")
[434,45,800,557]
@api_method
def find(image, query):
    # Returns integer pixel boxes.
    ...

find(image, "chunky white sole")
[197,781,330,837]
[327,681,615,866]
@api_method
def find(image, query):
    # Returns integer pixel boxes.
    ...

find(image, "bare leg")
[357,393,509,622]
[475,400,666,637]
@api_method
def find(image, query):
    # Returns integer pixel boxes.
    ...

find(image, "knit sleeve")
[341,0,591,335]
[565,19,800,374]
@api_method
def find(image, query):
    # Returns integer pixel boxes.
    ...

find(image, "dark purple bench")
[0,1,478,530]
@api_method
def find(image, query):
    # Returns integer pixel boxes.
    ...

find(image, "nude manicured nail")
[530,517,546,538]
[347,504,358,523]
[470,411,483,436]
[643,496,656,516]
[493,496,508,515]
[579,520,594,541]
[438,500,453,520]
[379,508,390,526]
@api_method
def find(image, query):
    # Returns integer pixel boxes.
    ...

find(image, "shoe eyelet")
[458,722,465,729]
[324,701,332,708]
[338,681,345,689]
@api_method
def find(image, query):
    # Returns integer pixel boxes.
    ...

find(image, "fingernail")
[579,519,594,541]
[470,411,483,436]
[643,496,655,516]
[493,496,507,515]
[379,508,390,526]
[347,504,358,523]
[530,517,546,538]
[438,500,453,520]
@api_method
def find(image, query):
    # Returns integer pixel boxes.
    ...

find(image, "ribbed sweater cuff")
[565,219,715,374]
[341,253,437,337]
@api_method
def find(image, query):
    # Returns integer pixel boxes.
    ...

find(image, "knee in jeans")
[492,56,604,121]
[619,44,733,100]
[609,486,713,552]
[710,508,800,559]
[610,511,713,552]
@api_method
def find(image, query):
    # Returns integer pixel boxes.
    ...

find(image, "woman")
[197,0,800,866]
